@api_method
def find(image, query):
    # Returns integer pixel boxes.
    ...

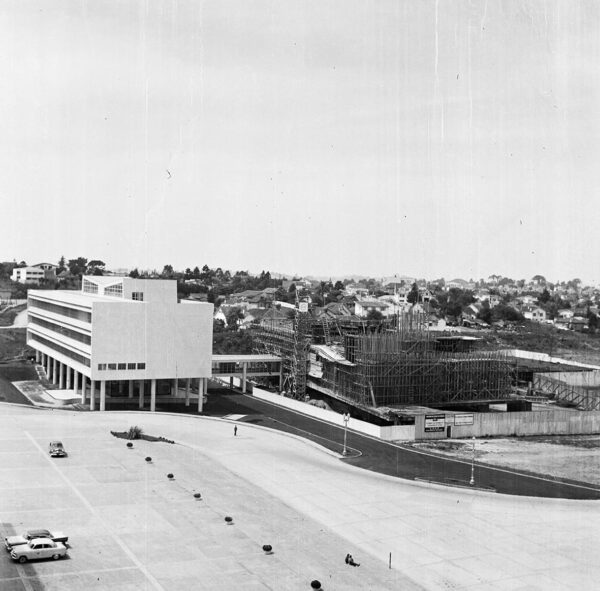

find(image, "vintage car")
[48,441,67,457]
[10,538,68,563]
[5,529,69,551]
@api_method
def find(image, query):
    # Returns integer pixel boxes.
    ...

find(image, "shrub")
[145,457,152,462]
[167,473,174,479]
[127,426,143,440]
[262,544,273,553]
[310,581,322,590]
[224,516,233,524]
[126,442,133,448]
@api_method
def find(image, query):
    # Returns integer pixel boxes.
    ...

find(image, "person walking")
[234,425,238,437]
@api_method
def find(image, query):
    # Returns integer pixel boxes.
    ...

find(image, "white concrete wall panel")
[91,301,213,380]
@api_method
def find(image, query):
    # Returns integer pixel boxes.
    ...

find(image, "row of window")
[98,362,146,371]
[29,298,92,323]
[82,279,98,294]
[28,316,91,345]
[28,331,91,367]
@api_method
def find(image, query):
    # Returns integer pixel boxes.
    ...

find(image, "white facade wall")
[91,300,212,381]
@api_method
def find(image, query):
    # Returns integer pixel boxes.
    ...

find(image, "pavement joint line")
[23,430,165,591]
[1,565,139,581]
[13,565,35,591]
[241,393,600,495]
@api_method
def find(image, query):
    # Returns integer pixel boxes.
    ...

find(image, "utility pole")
[342,413,350,456]
[470,436,476,486]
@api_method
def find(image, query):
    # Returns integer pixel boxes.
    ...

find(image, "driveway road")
[197,388,600,500]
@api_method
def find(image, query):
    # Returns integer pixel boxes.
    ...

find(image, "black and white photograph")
[1,1,599,589]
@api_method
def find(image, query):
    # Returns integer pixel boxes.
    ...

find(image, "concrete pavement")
[1,404,598,590]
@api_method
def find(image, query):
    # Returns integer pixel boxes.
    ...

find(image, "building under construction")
[252,309,512,410]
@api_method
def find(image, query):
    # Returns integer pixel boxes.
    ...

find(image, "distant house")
[344,284,370,297]
[557,309,574,319]
[11,266,46,284]
[523,306,547,323]
[354,298,390,318]
[446,278,475,290]
[570,317,588,332]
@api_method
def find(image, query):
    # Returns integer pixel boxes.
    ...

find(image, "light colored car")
[48,441,66,457]
[10,538,68,563]
[4,529,68,551]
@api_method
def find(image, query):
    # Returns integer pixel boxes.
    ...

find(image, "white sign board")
[424,414,446,432]
[298,302,309,313]
[455,413,474,426]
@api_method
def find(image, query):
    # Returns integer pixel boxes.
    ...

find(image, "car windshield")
[50,442,63,448]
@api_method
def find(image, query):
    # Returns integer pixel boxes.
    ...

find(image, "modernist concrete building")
[26,276,213,411]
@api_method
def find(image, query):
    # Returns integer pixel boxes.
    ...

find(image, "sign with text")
[424,414,446,432]
[455,414,474,426]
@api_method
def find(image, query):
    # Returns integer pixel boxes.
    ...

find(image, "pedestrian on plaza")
[345,553,360,567]
[234,425,237,437]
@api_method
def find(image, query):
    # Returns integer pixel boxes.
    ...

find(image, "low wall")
[250,386,415,441]
[416,410,600,439]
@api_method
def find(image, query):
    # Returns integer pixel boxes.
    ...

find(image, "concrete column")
[80,376,86,403]
[138,380,145,409]
[52,358,57,384]
[128,380,134,399]
[58,362,65,389]
[100,381,106,412]
[66,366,72,390]
[279,362,283,391]
[242,362,248,393]
[229,377,234,389]
[197,378,204,412]
[185,378,190,407]
[45,355,50,378]
[90,380,96,411]
[35,350,41,363]
[73,371,80,397]
[172,378,178,397]
[150,379,157,412]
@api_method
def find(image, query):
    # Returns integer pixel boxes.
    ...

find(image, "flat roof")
[212,354,281,363]
[28,290,136,307]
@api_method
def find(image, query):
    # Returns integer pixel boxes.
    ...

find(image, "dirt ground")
[410,435,600,486]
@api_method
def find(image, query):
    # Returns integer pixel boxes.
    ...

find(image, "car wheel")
[52,554,60,560]
[18,556,27,563]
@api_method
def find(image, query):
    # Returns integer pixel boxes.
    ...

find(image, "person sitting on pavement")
[345,553,360,567]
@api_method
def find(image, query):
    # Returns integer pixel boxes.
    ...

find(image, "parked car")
[10,538,68,563]
[48,441,66,457]
[5,529,68,551]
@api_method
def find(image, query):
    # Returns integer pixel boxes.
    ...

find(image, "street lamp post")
[470,436,476,486]
[342,413,350,456]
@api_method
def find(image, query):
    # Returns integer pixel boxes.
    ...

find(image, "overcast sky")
[1,1,598,282]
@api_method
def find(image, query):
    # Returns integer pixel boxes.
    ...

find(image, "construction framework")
[253,312,512,406]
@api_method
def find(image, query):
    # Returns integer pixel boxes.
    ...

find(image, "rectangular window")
[137,362,146,370]
[132,292,144,301]
[118,363,126,370]
[108,363,116,370]
[98,364,106,370]
[127,363,136,370]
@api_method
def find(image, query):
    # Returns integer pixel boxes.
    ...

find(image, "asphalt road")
[196,385,600,501]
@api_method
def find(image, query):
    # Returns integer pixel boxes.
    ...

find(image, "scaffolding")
[254,312,512,407]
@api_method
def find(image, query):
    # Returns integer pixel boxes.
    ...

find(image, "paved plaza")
[0,405,598,590]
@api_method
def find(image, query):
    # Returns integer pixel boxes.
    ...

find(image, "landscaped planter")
[310,580,322,590]
[167,473,174,480]
[224,516,233,525]
[262,544,273,554]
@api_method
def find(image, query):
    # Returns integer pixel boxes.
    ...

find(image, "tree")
[129,268,140,278]
[366,309,384,321]
[68,257,88,276]
[334,280,344,291]
[161,264,174,278]
[87,260,106,276]
[407,282,419,304]
[225,307,245,329]
[538,288,551,305]
[57,256,66,273]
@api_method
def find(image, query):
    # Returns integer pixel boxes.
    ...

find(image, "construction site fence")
[250,385,415,441]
